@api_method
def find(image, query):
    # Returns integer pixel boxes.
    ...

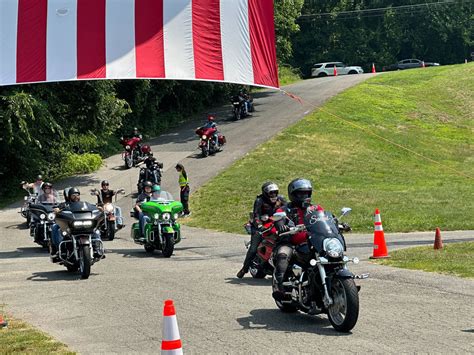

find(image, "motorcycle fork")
[316,262,333,307]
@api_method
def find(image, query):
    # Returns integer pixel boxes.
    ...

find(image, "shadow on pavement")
[236,308,348,336]
[225,277,272,286]
[27,270,90,282]
[4,222,29,230]
[0,247,49,259]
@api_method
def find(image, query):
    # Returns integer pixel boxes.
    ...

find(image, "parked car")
[383,59,440,71]
[311,62,364,77]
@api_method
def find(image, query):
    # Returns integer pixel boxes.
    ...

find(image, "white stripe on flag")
[220,0,253,84]
[163,0,195,79]
[0,0,19,85]
[106,0,136,79]
[46,0,77,81]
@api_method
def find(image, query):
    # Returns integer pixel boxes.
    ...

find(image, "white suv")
[311,62,364,77]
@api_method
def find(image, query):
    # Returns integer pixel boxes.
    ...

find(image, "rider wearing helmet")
[38,182,57,203]
[272,178,314,300]
[134,181,153,239]
[236,181,286,278]
[202,114,219,147]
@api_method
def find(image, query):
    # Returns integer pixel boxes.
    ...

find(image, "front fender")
[162,226,174,234]
[335,268,354,279]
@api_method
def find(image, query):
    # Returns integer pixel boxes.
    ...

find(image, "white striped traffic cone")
[369,208,389,259]
[161,300,183,355]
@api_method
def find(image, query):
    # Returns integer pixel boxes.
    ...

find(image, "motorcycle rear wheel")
[249,265,266,279]
[162,235,175,258]
[272,277,297,313]
[79,245,92,279]
[327,278,359,332]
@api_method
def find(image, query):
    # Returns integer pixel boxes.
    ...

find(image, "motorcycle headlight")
[162,213,171,221]
[48,213,55,221]
[173,213,179,220]
[40,213,46,220]
[125,145,131,150]
[24,196,28,201]
[104,204,114,213]
[202,135,207,139]
[154,213,160,219]
[323,238,344,258]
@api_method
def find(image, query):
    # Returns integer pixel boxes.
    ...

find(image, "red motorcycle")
[195,127,226,158]
[120,135,151,168]
[243,214,278,279]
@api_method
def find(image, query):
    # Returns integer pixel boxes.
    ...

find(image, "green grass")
[0,313,74,354]
[278,65,302,86]
[186,64,474,234]
[375,242,474,278]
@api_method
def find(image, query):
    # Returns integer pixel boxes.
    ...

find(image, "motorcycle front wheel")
[106,221,115,241]
[327,278,359,332]
[79,245,92,279]
[125,156,133,169]
[162,235,175,258]
[201,146,209,158]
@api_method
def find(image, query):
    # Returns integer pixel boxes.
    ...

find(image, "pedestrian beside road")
[175,163,191,216]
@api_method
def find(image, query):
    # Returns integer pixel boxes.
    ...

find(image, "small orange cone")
[421,60,426,68]
[369,209,390,259]
[434,228,443,250]
[372,63,376,73]
[333,65,338,76]
[0,313,8,328]
[161,300,183,354]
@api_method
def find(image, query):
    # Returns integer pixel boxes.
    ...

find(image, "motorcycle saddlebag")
[218,135,226,145]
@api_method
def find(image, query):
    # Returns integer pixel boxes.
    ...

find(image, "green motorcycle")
[131,191,183,257]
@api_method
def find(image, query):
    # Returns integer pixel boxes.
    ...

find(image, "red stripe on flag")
[135,0,165,78]
[77,0,106,79]
[248,0,279,88]
[192,0,224,80]
[16,0,47,83]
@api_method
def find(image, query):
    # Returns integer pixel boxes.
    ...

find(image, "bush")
[61,153,102,176]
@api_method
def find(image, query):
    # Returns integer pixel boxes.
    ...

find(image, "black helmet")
[41,182,52,191]
[63,187,71,202]
[288,178,312,207]
[36,175,43,181]
[101,180,109,187]
[68,187,80,200]
[143,181,153,189]
[261,181,279,203]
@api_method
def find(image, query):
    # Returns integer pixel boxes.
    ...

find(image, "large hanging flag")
[0,0,278,88]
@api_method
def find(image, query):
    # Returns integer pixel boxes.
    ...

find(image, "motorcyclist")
[37,182,58,204]
[142,153,163,185]
[23,175,44,195]
[272,178,314,301]
[239,89,252,115]
[96,180,124,226]
[150,184,162,201]
[237,182,286,278]
[134,181,153,240]
[202,115,219,147]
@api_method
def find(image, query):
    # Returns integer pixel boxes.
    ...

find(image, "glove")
[341,223,352,232]
[256,224,264,232]
[277,224,290,234]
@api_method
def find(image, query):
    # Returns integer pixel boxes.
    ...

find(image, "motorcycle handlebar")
[278,224,305,236]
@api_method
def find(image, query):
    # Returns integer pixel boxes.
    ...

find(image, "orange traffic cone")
[333,65,338,76]
[372,63,376,73]
[421,60,426,68]
[161,300,183,355]
[434,227,443,250]
[369,209,390,259]
[0,313,8,328]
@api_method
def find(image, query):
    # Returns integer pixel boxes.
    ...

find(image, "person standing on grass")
[175,163,191,216]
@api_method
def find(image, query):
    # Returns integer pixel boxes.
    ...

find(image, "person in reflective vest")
[176,163,191,216]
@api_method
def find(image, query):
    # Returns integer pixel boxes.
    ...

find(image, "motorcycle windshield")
[67,201,97,213]
[150,191,174,203]
[37,189,61,205]
[304,209,343,252]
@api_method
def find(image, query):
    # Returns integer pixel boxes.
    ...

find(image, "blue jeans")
[138,212,150,237]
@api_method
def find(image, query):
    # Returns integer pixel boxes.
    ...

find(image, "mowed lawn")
[186,64,474,234]
[376,241,474,278]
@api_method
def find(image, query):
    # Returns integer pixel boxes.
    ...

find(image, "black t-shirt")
[98,190,115,204]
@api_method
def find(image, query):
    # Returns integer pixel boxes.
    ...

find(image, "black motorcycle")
[29,202,57,248]
[230,95,247,121]
[19,183,37,226]
[54,201,105,279]
[270,207,368,333]
[137,162,163,193]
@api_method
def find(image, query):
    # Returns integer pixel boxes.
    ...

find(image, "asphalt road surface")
[1,75,473,354]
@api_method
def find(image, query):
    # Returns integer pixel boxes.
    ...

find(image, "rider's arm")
[252,197,264,227]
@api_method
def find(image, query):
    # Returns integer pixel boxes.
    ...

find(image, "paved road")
[1,75,473,354]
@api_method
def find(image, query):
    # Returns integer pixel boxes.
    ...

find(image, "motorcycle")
[90,188,126,241]
[130,190,183,257]
[195,126,226,158]
[230,94,253,120]
[243,213,278,279]
[54,201,105,279]
[28,189,61,248]
[137,161,163,194]
[19,183,37,226]
[269,206,368,333]
[120,135,152,168]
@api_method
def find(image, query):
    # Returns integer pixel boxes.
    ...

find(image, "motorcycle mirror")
[118,189,125,194]
[340,207,352,216]
[272,211,287,222]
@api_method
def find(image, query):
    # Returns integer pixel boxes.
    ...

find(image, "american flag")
[0,0,279,88]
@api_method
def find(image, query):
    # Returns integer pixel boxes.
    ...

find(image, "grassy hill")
[186,64,474,234]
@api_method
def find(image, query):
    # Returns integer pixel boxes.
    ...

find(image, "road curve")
[1,75,473,354]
